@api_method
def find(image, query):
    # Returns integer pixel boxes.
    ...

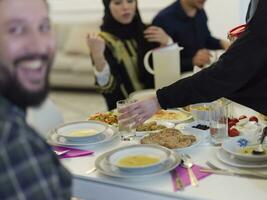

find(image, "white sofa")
[49,21,101,89]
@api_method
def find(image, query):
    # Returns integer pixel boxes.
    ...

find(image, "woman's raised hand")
[87,32,106,71]
[144,26,171,46]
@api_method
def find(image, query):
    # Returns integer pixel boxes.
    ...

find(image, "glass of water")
[209,100,228,146]
[116,99,137,141]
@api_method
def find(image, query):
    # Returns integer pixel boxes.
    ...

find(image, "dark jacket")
[153,0,222,72]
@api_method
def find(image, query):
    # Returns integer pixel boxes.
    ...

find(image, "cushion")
[63,25,90,55]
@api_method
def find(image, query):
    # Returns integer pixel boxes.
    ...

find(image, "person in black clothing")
[87,0,171,110]
[119,0,267,125]
[153,0,230,73]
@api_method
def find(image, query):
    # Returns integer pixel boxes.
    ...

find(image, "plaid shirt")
[0,96,72,200]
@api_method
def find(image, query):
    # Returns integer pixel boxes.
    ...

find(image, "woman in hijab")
[87,0,171,110]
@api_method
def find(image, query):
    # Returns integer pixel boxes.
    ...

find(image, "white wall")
[48,0,251,39]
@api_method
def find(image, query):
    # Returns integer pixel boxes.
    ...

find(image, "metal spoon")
[252,127,267,155]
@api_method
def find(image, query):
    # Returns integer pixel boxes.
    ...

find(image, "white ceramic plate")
[135,121,175,136]
[107,145,171,171]
[217,148,267,168]
[95,148,180,179]
[222,136,267,162]
[139,131,202,152]
[47,126,119,147]
[149,109,192,124]
[56,120,108,142]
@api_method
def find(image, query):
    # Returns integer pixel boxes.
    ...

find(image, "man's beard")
[0,54,52,110]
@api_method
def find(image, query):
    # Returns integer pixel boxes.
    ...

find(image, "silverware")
[204,161,267,179]
[181,154,198,186]
[171,170,185,191]
[86,167,97,175]
[252,127,267,155]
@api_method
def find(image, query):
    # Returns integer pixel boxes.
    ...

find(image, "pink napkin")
[171,165,211,191]
[53,146,94,159]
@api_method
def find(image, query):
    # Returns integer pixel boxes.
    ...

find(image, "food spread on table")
[150,109,190,121]
[117,155,160,167]
[136,121,166,132]
[69,129,98,137]
[140,128,196,149]
[228,115,261,137]
[89,112,118,125]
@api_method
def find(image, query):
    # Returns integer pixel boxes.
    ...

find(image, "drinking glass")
[209,100,228,146]
[116,99,137,140]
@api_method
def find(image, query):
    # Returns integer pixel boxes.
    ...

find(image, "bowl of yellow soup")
[222,135,267,162]
[56,120,108,142]
[107,144,171,171]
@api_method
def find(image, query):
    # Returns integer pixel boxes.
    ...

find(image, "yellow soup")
[239,146,267,155]
[117,155,160,167]
[69,129,98,137]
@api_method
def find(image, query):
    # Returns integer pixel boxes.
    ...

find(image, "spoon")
[252,127,267,155]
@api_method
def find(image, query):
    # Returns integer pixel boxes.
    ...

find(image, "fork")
[181,154,199,186]
[205,161,267,179]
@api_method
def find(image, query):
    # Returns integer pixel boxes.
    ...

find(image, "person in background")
[152,0,230,73]
[87,0,172,110]
[0,0,72,199]
[119,0,267,126]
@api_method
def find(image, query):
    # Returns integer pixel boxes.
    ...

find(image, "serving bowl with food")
[222,135,267,162]
[140,128,201,151]
[107,144,171,172]
[149,109,192,123]
[55,120,108,142]
[89,112,118,125]
[136,121,175,136]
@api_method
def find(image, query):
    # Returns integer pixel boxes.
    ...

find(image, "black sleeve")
[157,21,267,109]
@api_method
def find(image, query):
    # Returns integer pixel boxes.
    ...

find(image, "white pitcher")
[144,43,183,89]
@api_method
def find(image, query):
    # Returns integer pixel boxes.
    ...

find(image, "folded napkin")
[171,165,211,191]
[53,146,94,159]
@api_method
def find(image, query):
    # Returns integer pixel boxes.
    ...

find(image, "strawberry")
[229,128,240,137]
[228,121,236,129]
[249,116,258,123]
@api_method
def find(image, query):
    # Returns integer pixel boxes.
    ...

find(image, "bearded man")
[0,0,72,199]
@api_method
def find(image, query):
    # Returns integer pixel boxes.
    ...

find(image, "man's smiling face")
[0,0,55,108]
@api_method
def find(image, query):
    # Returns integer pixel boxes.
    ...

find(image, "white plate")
[95,148,180,179]
[217,148,267,168]
[56,120,108,142]
[47,126,119,147]
[139,131,202,152]
[149,109,192,124]
[135,121,175,136]
[107,145,171,171]
[222,136,267,162]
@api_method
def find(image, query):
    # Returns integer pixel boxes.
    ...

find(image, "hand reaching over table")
[118,96,161,127]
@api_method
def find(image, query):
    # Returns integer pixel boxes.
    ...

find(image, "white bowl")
[222,136,267,162]
[107,145,171,171]
[56,120,108,142]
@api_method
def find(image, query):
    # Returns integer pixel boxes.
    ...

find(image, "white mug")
[144,43,183,89]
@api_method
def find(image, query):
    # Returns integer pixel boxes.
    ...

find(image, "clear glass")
[209,100,228,146]
[116,99,137,141]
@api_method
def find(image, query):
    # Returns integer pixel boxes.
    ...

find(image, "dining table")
[60,103,267,200]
